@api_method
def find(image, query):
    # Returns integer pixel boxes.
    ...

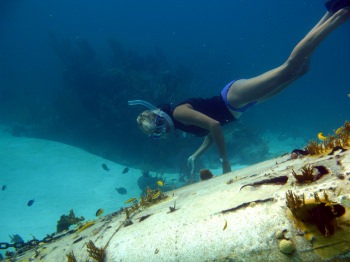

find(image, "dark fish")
[27,199,35,206]
[221,198,274,214]
[115,187,127,195]
[95,208,104,217]
[139,214,152,222]
[239,175,288,191]
[1,185,6,191]
[101,163,110,172]
[122,167,129,174]
[328,146,347,155]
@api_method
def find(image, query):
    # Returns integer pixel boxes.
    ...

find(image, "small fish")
[1,185,6,191]
[152,191,161,200]
[101,163,110,172]
[347,94,350,98]
[122,167,129,174]
[139,214,152,222]
[95,208,104,217]
[124,197,137,204]
[76,221,96,234]
[157,180,164,187]
[27,199,35,206]
[317,132,327,141]
[223,219,228,230]
[115,187,127,195]
[239,176,288,191]
[335,127,343,135]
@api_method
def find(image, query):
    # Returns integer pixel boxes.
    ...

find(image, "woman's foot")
[325,0,350,13]
[332,6,350,25]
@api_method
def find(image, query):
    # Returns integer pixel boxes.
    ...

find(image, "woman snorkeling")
[130,2,350,175]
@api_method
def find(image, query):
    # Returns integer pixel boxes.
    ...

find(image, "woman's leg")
[228,8,350,108]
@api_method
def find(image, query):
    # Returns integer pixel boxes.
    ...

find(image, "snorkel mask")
[128,100,174,139]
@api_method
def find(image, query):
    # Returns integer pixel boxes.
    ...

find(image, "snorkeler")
[130,3,350,176]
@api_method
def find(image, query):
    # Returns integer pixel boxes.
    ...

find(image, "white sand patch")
[0,129,142,244]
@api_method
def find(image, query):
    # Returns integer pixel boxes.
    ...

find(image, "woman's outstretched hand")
[222,159,231,174]
[187,155,196,176]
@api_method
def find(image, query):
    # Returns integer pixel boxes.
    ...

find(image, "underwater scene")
[0,0,350,260]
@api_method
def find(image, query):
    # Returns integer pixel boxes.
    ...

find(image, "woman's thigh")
[227,64,296,107]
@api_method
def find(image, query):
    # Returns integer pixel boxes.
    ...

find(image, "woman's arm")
[174,104,231,174]
[190,135,213,160]
[188,135,213,176]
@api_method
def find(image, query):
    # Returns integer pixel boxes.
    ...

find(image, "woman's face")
[137,110,170,139]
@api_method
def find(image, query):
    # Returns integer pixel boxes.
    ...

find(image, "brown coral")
[292,165,329,183]
[305,140,323,155]
[292,165,314,183]
[66,251,77,262]
[87,240,106,262]
[343,120,350,134]
[200,169,214,180]
[56,209,84,233]
[124,187,167,221]
[286,190,345,236]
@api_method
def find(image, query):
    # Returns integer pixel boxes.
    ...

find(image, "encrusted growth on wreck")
[286,190,304,213]
[323,135,336,150]
[286,190,345,236]
[124,187,167,221]
[56,209,85,233]
[337,121,350,146]
[292,165,329,183]
[292,165,314,183]
[66,251,77,262]
[140,187,167,208]
[200,169,214,180]
[305,121,350,156]
[305,140,323,155]
[343,120,350,134]
[86,240,106,262]
[338,133,349,147]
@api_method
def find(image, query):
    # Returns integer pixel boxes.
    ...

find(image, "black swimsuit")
[159,95,235,137]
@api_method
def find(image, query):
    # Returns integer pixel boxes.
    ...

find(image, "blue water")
[0,0,349,257]
[1,1,349,143]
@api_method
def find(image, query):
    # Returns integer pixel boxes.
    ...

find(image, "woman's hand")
[221,158,231,174]
[187,155,196,176]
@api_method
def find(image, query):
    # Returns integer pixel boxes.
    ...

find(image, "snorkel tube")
[128,99,175,135]
[128,100,158,110]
